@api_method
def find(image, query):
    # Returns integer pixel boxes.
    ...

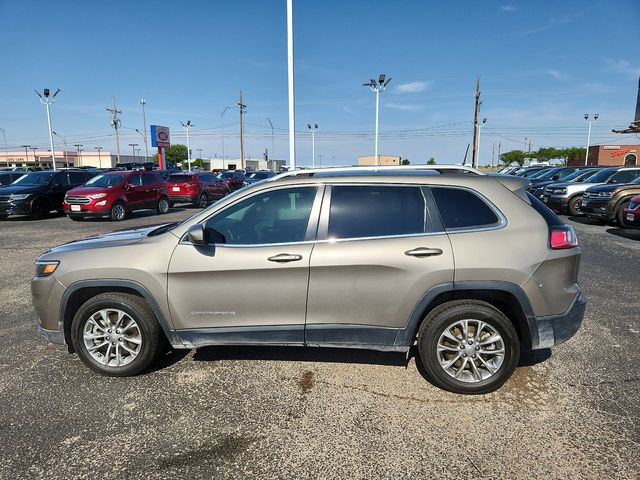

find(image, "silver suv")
[32,166,586,394]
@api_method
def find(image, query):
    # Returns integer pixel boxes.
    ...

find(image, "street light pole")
[31,147,38,167]
[266,117,275,161]
[180,121,193,171]
[21,145,31,166]
[95,146,103,168]
[52,131,68,167]
[34,88,61,171]
[140,98,149,161]
[476,118,487,166]
[0,128,8,167]
[287,0,296,169]
[363,74,391,166]
[129,143,138,162]
[221,105,231,162]
[584,113,599,165]
[307,124,318,167]
[73,144,83,167]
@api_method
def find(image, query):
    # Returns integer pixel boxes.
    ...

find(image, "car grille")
[545,187,565,194]
[0,195,10,204]
[65,195,90,205]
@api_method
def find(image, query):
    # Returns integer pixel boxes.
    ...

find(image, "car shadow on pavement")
[566,215,606,225]
[606,227,640,241]
[1,211,67,221]
[191,345,409,367]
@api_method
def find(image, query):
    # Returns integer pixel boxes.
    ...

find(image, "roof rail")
[271,164,484,181]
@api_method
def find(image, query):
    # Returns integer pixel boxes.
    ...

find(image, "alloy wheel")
[82,308,142,367]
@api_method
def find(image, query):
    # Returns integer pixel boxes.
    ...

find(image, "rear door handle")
[404,247,443,258]
[268,253,303,263]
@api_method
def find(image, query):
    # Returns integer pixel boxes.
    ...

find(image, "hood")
[44,224,163,254]
[585,183,635,193]
[67,185,121,196]
[0,184,48,195]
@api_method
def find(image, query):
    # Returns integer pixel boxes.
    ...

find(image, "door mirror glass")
[187,224,206,245]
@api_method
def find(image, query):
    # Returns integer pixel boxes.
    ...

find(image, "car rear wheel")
[417,300,520,394]
[157,197,169,214]
[70,292,164,376]
[568,195,583,216]
[0,214,7,221]
[616,201,630,226]
[197,193,208,208]
[110,202,126,221]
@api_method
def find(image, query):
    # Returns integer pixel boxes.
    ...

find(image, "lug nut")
[475,346,480,351]
[459,345,465,349]
[462,353,467,357]
[116,329,121,334]
[107,329,112,333]
[472,355,477,359]
[118,337,123,342]
[468,340,473,345]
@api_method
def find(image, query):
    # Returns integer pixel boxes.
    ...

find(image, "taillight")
[550,226,578,250]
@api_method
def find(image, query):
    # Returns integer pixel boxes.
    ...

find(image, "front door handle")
[405,247,443,258]
[268,253,303,263]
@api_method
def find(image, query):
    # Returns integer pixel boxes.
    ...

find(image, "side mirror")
[552,174,560,180]
[204,227,226,245]
[187,224,206,245]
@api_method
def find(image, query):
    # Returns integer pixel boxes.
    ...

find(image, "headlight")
[10,193,30,201]
[88,193,107,199]
[95,200,106,206]
[35,261,59,277]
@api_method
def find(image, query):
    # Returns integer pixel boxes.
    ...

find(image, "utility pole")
[471,77,481,169]
[492,142,495,168]
[21,145,31,165]
[196,148,203,160]
[238,90,246,169]
[307,124,318,167]
[129,143,138,162]
[140,99,149,161]
[0,128,8,167]
[498,141,502,166]
[106,96,122,163]
[31,147,38,166]
[95,146,103,168]
[528,139,532,153]
[74,144,83,167]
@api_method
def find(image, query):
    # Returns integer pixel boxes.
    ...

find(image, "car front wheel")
[70,293,164,376]
[568,195,583,216]
[417,300,520,394]
[157,197,169,214]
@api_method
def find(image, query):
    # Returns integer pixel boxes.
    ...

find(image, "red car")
[622,194,640,227]
[217,170,246,192]
[165,172,229,208]
[63,170,169,221]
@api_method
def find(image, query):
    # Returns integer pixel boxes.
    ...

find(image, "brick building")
[574,144,639,167]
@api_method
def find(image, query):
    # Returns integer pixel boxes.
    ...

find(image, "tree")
[401,158,411,165]
[165,144,188,164]
[499,150,526,166]
[427,157,437,165]
[561,147,586,165]
[191,158,204,168]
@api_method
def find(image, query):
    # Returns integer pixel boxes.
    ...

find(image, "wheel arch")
[395,281,535,349]
[60,279,180,352]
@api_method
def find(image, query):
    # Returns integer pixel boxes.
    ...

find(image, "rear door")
[49,172,72,208]
[305,184,454,348]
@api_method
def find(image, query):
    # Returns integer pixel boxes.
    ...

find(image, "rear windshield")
[166,174,194,183]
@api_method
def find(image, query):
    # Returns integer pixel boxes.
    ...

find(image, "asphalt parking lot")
[0,208,638,479]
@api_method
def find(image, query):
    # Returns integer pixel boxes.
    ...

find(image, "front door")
[305,184,454,348]
[124,173,144,208]
[167,185,322,345]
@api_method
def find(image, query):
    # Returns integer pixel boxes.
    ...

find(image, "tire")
[417,300,520,394]
[70,292,164,376]
[168,202,175,208]
[616,201,630,227]
[0,214,7,221]
[568,195,583,216]
[110,202,126,221]
[30,197,51,219]
[157,197,169,214]
[197,193,208,209]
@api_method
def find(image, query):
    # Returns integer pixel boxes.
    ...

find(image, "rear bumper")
[167,194,198,203]
[530,292,587,349]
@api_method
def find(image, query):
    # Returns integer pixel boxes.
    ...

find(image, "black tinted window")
[610,170,640,184]
[328,186,426,239]
[54,173,71,186]
[127,174,142,186]
[141,173,157,185]
[432,187,500,230]
[69,172,88,185]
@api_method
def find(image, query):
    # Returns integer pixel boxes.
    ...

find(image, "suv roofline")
[270,164,484,181]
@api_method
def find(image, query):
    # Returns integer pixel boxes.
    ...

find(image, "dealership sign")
[150,125,170,148]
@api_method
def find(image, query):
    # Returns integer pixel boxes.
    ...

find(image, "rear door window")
[141,173,157,186]
[431,187,501,230]
[327,185,427,240]
[609,170,640,184]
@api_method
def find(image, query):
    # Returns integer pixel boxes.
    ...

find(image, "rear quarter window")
[431,187,500,230]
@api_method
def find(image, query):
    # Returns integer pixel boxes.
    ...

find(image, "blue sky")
[0,0,639,165]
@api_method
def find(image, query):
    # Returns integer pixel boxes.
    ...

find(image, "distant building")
[568,144,639,167]
[204,158,285,171]
[0,150,146,169]
[358,155,401,166]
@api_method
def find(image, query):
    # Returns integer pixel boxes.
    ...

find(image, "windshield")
[220,171,235,179]
[585,168,617,183]
[166,174,195,183]
[565,169,596,182]
[249,172,270,179]
[85,174,126,187]
[527,168,552,179]
[12,171,56,185]
[535,168,564,180]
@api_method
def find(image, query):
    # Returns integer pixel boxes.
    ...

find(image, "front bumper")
[580,197,612,219]
[542,195,569,212]
[0,199,31,216]
[622,209,640,227]
[530,292,587,349]
[65,207,111,218]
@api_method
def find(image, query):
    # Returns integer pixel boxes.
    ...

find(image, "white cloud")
[394,81,431,94]
[520,14,580,35]
[547,69,570,80]
[501,5,517,12]
[385,102,423,112]
[605,59,640,79]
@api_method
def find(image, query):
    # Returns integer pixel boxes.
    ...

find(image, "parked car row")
[499,164,640,228]
[0,168,278,221]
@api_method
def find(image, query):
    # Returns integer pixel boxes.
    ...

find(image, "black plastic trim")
[176,324,304,348]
